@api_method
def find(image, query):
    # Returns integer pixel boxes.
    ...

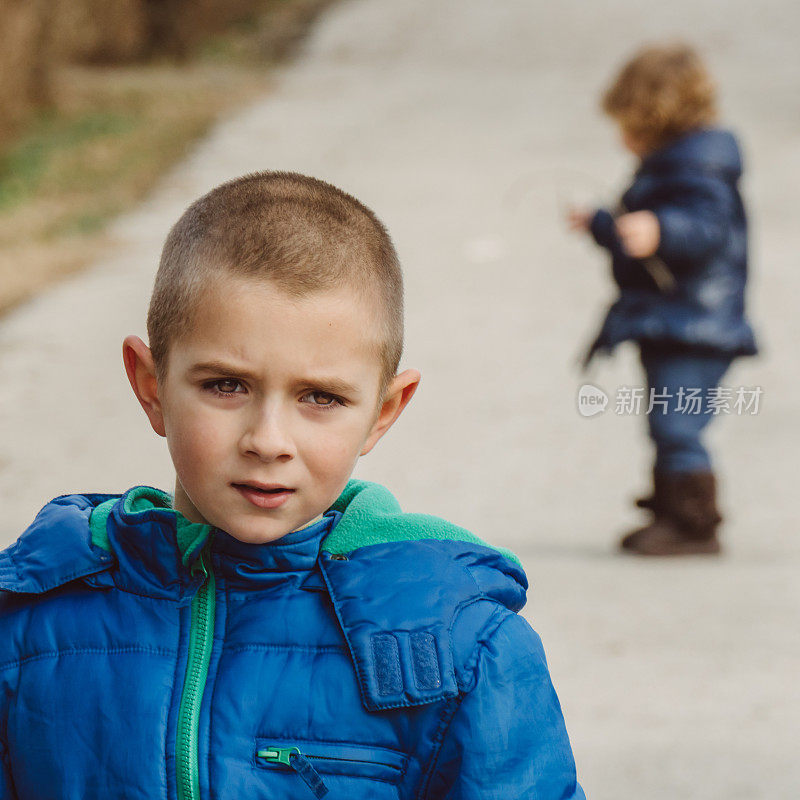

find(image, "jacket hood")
[1,480,527,711]
[0,493,116,594]
[641,127,742,180]
[0,487,222,599]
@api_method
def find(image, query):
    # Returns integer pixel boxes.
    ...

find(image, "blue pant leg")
[640,348,733,473]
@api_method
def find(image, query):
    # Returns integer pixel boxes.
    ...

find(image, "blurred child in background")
[568,42,758,556]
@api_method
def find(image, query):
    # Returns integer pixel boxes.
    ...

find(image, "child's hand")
[615,211,660,258]
[566,207,593,232]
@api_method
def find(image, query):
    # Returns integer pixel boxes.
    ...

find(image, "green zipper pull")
[257,746,300,766]
[258,746,329,798]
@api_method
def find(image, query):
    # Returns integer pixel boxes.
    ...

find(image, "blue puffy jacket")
[0,479,586,799]
[585,127,758,365]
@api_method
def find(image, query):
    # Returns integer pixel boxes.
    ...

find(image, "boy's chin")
[225,525,295,545]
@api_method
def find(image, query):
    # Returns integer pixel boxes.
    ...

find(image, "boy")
[1,172,586,798]
[568,43,758,556]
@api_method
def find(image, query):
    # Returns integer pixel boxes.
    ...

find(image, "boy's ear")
[360,369,421,456]
[122,335,166,438]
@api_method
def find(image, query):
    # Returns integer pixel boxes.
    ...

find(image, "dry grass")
[0,0,332,317]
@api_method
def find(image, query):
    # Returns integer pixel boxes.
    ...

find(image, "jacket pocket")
[254,737,406,786]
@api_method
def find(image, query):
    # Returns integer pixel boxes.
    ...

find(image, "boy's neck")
[171,479,206,525]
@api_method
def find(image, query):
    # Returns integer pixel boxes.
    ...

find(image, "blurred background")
[0,0,332,316]
[1,1,798,798]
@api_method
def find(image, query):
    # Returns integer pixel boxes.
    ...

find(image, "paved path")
[2,2,798,797]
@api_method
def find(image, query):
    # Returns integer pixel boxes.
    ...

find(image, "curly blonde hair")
[602,42,717,153]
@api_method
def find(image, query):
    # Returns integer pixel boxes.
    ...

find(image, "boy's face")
[124,276,418,544]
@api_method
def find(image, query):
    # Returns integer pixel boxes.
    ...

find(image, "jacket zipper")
[175,543,216,800]
[258,746,399,770]
[257,748,329,798]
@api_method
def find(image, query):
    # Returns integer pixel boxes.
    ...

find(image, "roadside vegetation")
[0,0,333,315]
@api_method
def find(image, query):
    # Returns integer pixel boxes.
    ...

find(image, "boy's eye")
[205,379,245,396]
[301,391,343,409]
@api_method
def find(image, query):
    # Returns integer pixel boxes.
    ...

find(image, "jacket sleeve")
[427,612,586,800]
[653,177,734,265]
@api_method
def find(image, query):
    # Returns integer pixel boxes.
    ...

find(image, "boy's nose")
[239,406,296,462]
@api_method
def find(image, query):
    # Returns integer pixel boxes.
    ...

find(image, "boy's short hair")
[601,42,717,152]
[147,171,403,395]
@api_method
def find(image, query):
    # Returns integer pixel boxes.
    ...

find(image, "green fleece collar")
[322,479,521,566]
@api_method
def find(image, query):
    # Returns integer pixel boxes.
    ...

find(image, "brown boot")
[633,470,670,514]
[620,472,722,556]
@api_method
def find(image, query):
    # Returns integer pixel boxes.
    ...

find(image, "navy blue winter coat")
[0,480,586,799]
[585,127,758,364]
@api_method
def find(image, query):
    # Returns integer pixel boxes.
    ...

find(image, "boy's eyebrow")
[187,360,259,380]
[187,360,361,396]
[302,378,362,398]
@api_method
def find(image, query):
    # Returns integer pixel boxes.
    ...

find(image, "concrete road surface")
[1,1,798,797]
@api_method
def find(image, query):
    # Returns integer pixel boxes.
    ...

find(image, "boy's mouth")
[232,482,295,510]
